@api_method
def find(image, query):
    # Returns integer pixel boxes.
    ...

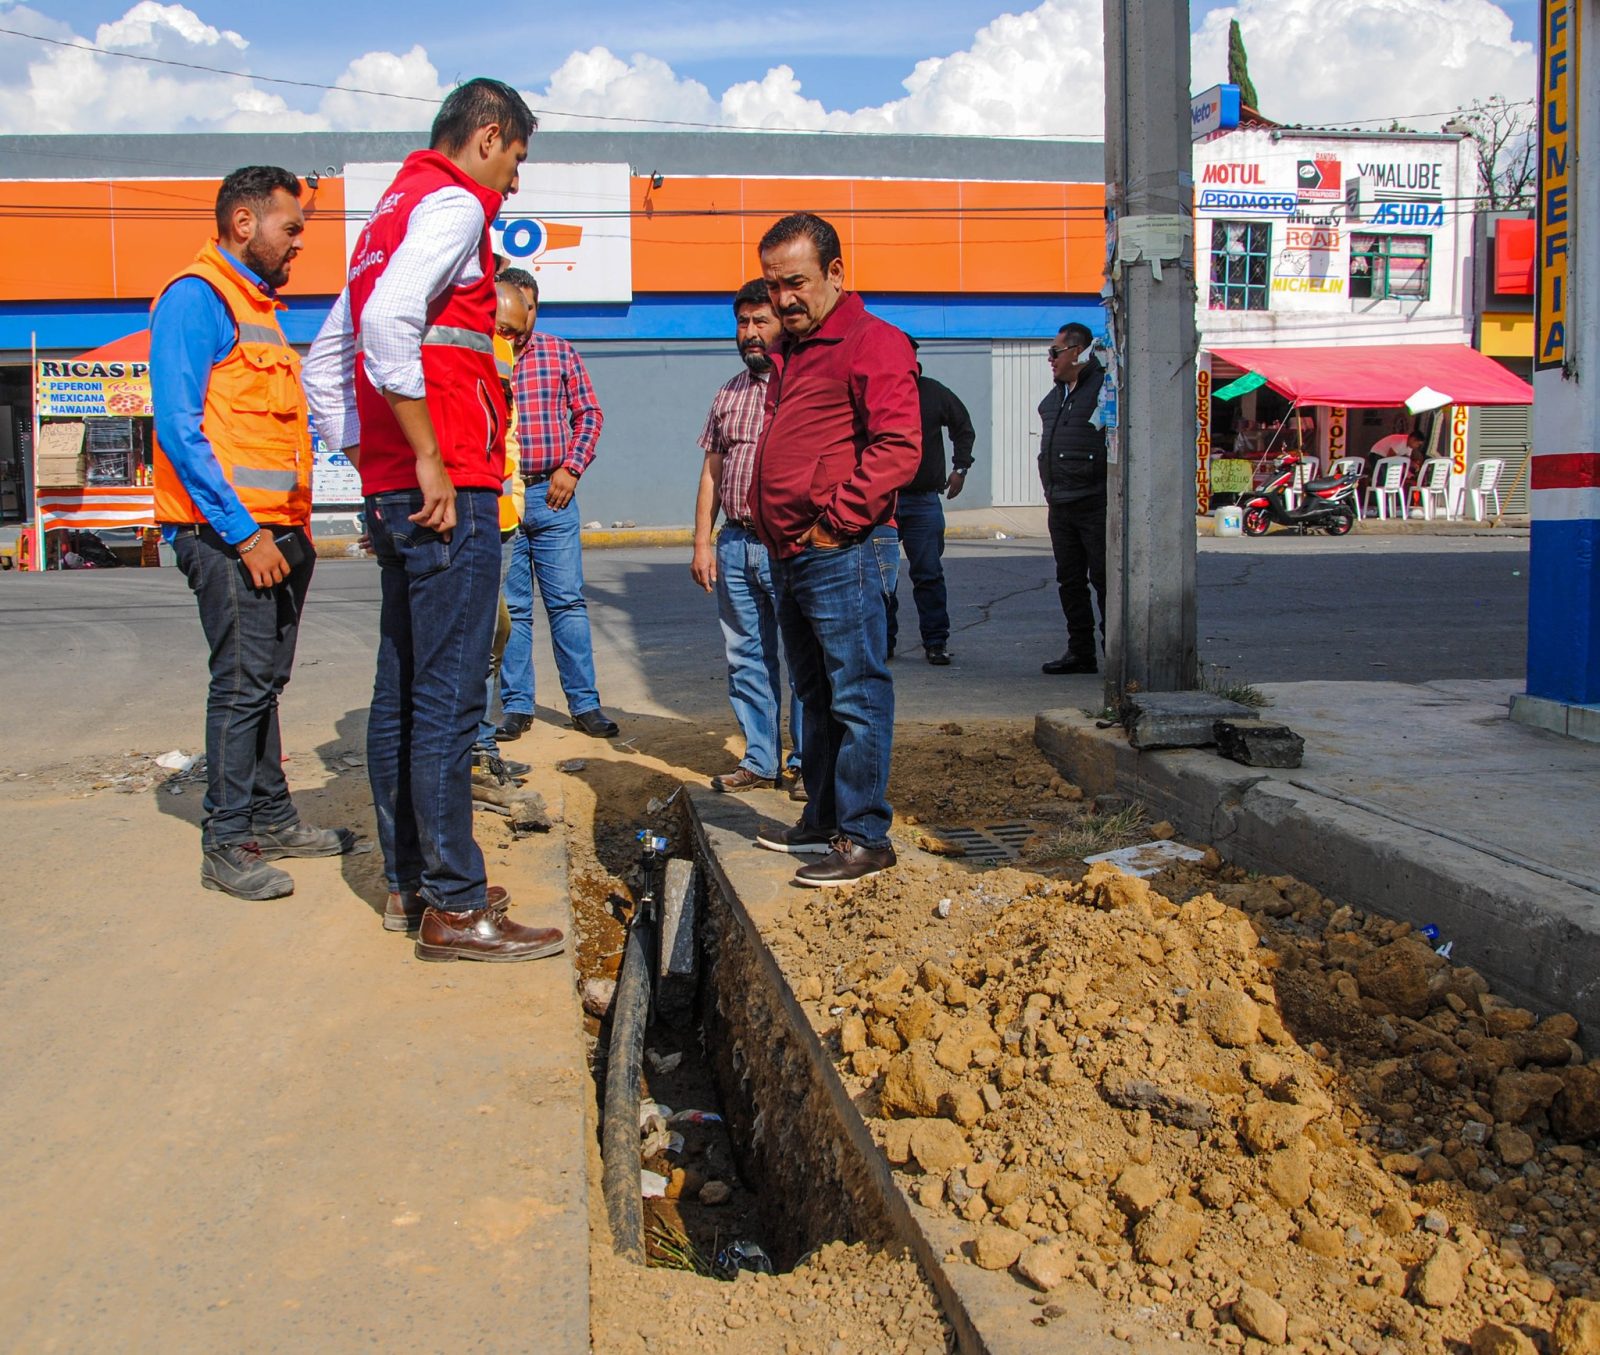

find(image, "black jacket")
[1037,356,1107,506]
[910,375,976,492]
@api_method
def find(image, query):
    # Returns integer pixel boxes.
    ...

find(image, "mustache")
[779,305,807,317]
[738,338,767,352]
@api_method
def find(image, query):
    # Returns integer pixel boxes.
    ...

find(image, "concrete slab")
[1122,690,1258,749]
[687,784,1202,1355]
[1036,679,1600,1039]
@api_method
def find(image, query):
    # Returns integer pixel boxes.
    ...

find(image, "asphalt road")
[0,533,1530,769]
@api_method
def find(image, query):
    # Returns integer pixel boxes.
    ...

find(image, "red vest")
[348,150,505,496]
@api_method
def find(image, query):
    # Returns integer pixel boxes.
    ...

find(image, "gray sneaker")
[202,843,295,900]
[253,821,370,860]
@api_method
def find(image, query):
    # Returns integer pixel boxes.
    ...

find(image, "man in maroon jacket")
[749,213,921,886]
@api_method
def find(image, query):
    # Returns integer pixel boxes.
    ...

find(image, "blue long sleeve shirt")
[150,248,274,545]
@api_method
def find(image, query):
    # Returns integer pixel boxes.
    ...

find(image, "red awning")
[73,330,151,363]
[1206,343,1533,408]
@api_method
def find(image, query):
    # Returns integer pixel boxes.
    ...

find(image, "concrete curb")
[686,784,1198,1355]
[1033,708,1600,1040]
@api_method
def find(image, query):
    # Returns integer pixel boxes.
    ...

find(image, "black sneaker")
[253,821,370,860]
[793,838,897,888]
[1041,653,1097,675]
[756,821,835,854]
[925,644,952,666]
[202,842,295,900]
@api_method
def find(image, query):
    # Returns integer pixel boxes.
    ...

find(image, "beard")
[740,345,772,374]
[243,239,292,289]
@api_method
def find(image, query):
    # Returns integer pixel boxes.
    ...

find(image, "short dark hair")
[430,77,537,155]
[497,265,537,302]
[215,165,300,237]
[1059,322,1094,349]
[733,278,771,314]
[758,212,842,271]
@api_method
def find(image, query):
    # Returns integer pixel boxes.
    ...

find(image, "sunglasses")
[1048,343,1084,360]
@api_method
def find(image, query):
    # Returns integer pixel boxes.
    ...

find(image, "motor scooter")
[1239,453,1358,536]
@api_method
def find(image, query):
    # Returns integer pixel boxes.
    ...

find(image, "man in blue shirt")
[151,165,365,901]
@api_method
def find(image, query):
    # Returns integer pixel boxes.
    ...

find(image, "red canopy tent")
[72,330,151,364]
[1206,343,1533,408]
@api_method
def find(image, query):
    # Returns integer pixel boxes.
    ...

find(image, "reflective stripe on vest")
[423,324,495,353]
[238,321,291,347]
[234,467,302,491]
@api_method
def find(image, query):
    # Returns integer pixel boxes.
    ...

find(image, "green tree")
[1227,19,1260,113]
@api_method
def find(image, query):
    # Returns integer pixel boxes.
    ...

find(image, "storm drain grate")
[928,822,1036,861]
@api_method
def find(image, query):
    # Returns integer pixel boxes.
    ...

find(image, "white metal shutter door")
[990,341,1053,507]
[1470,405,1533,514]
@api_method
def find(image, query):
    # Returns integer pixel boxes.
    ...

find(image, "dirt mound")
[767,848,1600,1354]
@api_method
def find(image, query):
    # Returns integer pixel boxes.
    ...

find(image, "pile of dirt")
[764,849,1600,1355]
[890,721,1084,827]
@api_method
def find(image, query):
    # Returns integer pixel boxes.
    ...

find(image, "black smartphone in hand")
[237,528,308,586]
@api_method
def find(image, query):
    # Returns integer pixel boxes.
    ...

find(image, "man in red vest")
[305,79,563,963]
[152,166,367,902]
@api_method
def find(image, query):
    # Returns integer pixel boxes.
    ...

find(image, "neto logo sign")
[493,216,585,264]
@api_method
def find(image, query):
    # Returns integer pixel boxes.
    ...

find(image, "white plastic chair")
[1327,457,1366,518]
[1284,456,1318,511]
[1414,458,1453,521]
[1367,457,1409,520]
[1467,458,1506,520]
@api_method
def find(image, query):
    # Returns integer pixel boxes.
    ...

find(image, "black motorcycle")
[1240,453,1358,536]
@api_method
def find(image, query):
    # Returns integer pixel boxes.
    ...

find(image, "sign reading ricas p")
[1190,84,1241,141]
[1537,0,1577,371]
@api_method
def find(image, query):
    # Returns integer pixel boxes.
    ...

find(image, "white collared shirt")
[303,186,487,451]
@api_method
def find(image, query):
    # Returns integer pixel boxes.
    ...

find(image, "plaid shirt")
[697,368,769,524]
[512,330,603,478]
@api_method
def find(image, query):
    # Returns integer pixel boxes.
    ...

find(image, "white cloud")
[0,0,1537,138]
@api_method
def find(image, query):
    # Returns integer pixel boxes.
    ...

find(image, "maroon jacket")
[750,291,922,559]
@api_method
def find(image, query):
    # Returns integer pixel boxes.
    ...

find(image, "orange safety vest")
[152,240,313,528]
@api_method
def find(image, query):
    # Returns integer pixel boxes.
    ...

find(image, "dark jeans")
[886,490,950,650]
[1047,499,1107,660]
[173,524,314,851]
[774,528,899,851]
[366,487,500,913]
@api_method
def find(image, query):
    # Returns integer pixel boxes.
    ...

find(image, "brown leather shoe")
[414,904,566,962]
[385,884,509,932]
[711,766,781,793]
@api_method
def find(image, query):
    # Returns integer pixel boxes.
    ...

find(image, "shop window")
[1349,233,1431,301]
[1209,220,1271,311]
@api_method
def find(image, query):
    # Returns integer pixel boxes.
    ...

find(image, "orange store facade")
[0,129,1107,526]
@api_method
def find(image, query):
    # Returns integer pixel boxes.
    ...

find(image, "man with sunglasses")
[1037,322,1107,675]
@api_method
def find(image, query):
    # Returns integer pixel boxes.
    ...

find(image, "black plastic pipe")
[601,910,652,1261]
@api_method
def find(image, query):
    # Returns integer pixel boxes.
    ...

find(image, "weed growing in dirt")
[1200,664,1270,708]
[646,1217,715,1275]
[1026,803,1146,862]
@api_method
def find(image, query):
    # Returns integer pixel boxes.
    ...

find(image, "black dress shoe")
[572,708,619,737]
[495,712,535,741]
[1042,654,1098,675]
[925,644,952,666]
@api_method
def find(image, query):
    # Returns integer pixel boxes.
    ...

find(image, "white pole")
[30,331,43,569]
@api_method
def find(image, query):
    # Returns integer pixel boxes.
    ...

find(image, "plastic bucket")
[1214,506,1244,537]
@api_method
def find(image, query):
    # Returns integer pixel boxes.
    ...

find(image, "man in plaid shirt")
[495,274,619,740]
[691,279,804,796]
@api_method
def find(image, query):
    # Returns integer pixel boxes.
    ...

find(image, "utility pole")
[1102,0,1200,703]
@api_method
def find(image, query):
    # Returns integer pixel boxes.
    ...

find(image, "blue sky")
[19,0,1539,113]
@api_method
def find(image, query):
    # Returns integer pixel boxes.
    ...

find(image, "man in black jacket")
[888,357,975,665]
[1037,322,1106,674]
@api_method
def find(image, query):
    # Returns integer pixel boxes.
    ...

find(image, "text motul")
[1200,163,1265,185]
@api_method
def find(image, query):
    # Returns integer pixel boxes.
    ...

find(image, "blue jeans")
[715,522,802,779]
[172,524,314,851]
[366,487,500,912]
[774,528,899,851]
[500,490,600,718]
[886,490,950,650]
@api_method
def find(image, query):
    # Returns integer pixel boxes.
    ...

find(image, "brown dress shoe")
[385,884,509,932]
[711,766,781,793]
[414,904,566,962]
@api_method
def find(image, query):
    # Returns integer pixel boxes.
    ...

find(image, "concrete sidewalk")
[1037,678,1600,1039]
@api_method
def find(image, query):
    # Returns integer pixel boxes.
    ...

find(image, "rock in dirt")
[880,1048,947,1118]
[984,1168,1028,1208]
[1553,1298,1600,1355]
[972,1223,1027,1271]
[1132,1202,1203,1265]
[1233,1284,1288,1345]
[1412,1240,1464,1308]
[1196,988,1261,1048]
[1471,1322,1540,1355]
[1491,1068,1565,1124]
[1553,1065,1600,1143]
[580,978,616,1017]
[941,1085,984,1128]
[1100,1073,1214,1129]
[1492,1125,1536,1167]
[1110,1164,1165,1217]
[1239,1100,1318,1153]
[908,1119,971,1174]
[699,1179,732,1206]
[1015,1242,1071,1291]
[1354,941,1434,1019]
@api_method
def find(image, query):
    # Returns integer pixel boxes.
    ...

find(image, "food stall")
[1195,344,1535,516]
